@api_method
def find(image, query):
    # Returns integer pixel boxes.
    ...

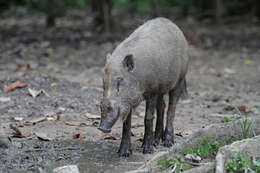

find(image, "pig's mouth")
[98,107,120,133]
[98,126,112,133]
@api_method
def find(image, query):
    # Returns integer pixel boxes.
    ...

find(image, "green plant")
[240,118,252,139]
[234,106,253,139]
[225,153,250,172]
[225,154,260,172]
[157,156,192,172]
[183,136,222,158]
[224,116,230,122]
[158,156,177,171]
[252,157,260,173]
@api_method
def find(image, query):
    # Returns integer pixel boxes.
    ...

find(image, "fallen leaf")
[104,135,117,140]
[175,132,183,137]
[3,81,27,93]
[35,132,54,141]
[55,157,63,162]
[56,111,62,121]
[65,121,89,126]
[189,117,193,123]
[10,117,24,121]
[15,64,30,71]
[46,117,55,121]
[0,97,11,102]
[224,105,235,111]
[82,80,87,84]
[189,44,194,48]
[28,88,42,98]
[244,60,253,65]
[185,154,201,163]
[15,121,24,127]
[26,116,46,125]
[200,104,210,108]
[85,113,100,120]
[65,60,71,65]
[217,72,222,77]
[202,115,208,120]
[10,124,31,137]
[224,68,236,74]
[238,106,252,113]
[51,82,57,87]
[136,136,144,142]
[92,121,99,127]
[73,134,83,141]
[28,88,50,98]
[131,131,135,136]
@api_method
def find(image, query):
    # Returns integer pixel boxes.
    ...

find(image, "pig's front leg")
[142,96,157,154]
[118,110,132,157]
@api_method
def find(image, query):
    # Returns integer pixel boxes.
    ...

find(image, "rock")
[185,154,201,163]
[53,165,80,173]
[215,135,260,173]
[0,136,9,148]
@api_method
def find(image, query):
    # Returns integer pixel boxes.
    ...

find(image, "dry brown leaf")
[217,72,222,77]
[15,64,30,71]
[10,124,31,137]
[202,115,208,120]
[65,121,89,126]
[55,110,62,121]
[104,135,117,140]
[3,81,27,93]
[16,121,24,127]
[10,117,24,121]
[85,113,100,120]
[46,117,55,121]
[73,134,83,141]
[238,106,252,113]
[92,121,99,127]
[35,132,54,141]
[26,116,46,124]
[131,131,135,136]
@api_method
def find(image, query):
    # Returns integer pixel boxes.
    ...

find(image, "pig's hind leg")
[118,110,132,157]
[163,80,184,147]
[154,94,165,146]
[142,96,157,154]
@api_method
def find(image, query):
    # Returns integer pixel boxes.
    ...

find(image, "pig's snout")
[98,122,112,133]
[99,105,120,133]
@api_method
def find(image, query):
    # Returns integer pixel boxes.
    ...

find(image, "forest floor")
[0,12,260,173]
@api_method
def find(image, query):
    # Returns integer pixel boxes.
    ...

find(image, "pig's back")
[113,18,189,93]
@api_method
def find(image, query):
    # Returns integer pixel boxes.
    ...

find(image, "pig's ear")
[106,53,112,62]
[123,54,134,72]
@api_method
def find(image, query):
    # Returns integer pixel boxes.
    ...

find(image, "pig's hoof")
[143,144,154,154]
[153,133,163,147]
[163,139,174,147]
[118,146,132,157]
[163,133,174,147]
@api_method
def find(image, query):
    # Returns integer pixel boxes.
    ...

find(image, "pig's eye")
[116,77,123,93]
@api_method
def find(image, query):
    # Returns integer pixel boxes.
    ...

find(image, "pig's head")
[98,53,143,133]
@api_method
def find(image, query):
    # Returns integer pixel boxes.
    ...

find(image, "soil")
[0,11,260,173]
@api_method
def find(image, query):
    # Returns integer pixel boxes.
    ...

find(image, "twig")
[0,46,22,57]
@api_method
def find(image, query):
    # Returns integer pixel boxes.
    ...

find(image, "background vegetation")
[0,0,260,31]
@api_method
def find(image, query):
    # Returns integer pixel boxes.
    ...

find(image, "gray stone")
[53,165,80,173]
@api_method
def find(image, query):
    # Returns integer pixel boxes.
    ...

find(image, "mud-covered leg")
[163,81,184,147]
[118,110,132,157]
[154,94,165,146]
[142,97,157,154]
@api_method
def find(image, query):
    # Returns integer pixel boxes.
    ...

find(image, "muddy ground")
[0,12,260,173]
